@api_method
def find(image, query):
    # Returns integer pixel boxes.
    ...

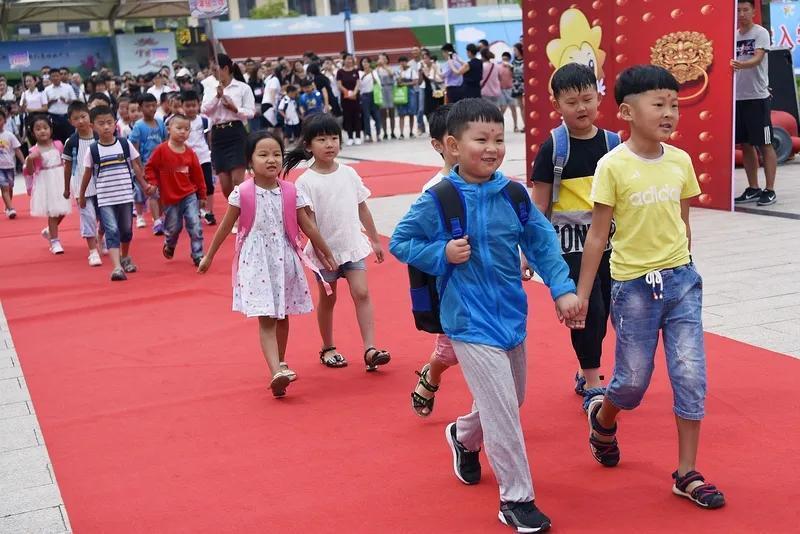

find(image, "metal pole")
[344,6,354,55]
[443,0,451,44]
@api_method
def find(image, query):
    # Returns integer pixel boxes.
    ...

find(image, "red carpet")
[2,162,799,533]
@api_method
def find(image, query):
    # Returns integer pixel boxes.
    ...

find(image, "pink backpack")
[23,141,64,195]
[233,177,332,295]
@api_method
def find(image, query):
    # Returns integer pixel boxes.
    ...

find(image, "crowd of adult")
[0,39,526,153]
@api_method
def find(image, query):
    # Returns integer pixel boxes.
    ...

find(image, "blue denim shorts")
[605,263,707,420]
[317,259,366,284]
[97,202,133,249]
[0,168,14,188]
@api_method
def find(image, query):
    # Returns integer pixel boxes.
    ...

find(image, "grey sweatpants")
[452,340,534,503]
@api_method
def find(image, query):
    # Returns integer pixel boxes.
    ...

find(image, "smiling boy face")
[446,120,505,183]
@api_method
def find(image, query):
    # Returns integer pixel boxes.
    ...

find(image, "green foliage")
[249,1,300,19]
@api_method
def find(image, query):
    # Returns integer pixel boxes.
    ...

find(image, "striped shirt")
[83,140,140,207]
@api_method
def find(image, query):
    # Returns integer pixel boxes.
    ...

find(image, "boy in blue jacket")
[390,99,580,533]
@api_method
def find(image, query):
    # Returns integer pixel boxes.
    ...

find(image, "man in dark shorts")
[732,0,777,206]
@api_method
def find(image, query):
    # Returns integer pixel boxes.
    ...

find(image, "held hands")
[199,199,207,210]
[62,189,70,200]
[563,298,589,330]
[144,183,157,196]
[315,249,337,272]
[371,240,385,263]
[445,236,470,264]
[554,293,582,327]
[520,257,533,281]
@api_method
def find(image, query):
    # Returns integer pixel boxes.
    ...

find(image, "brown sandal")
[319,346,347,368]
[364,347,391,372]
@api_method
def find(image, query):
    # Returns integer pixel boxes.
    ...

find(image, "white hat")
[176,67,192,79]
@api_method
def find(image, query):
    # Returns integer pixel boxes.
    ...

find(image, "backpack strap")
[201,117,209,132]
[550,123,570,205]
[89,141,101,179]
[604,129,621,152]
[501,180,531,226]
[232,177,256,288]
[279,179,332,295]
[426,178,467,298]
[67,133,79,177]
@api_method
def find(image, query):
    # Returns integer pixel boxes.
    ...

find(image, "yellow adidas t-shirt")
[591,143,701,281]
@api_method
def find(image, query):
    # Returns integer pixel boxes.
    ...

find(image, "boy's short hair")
[140,93,157,104]
[738,0,755,6]
[117,95,131,105]
[180,89,200,103]
[429,104,452,142]
[614,64,680,105]
[88,93,112,106]
[501,52,511,60]
[446,98,504,139]
[398,55,409,62]
[169,112,189,123]
[160,92,171,104]
[299,79,312,88]
[90,105,114,122]
[67,100,89,117]
[551,63,597,99]
[285,85,298,93]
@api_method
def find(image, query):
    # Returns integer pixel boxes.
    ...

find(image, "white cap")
[176,67,192,79]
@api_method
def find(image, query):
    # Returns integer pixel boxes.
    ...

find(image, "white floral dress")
[229,184,313,318]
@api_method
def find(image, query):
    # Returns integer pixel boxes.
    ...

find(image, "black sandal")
[364,347,391,372]
[319,346,347,368]
[411,364,439,417]
[672,470,726,509]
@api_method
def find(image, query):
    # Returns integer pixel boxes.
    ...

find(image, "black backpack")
[409,178,532,334]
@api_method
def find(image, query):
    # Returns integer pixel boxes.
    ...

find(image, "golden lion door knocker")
[650,31,713,102]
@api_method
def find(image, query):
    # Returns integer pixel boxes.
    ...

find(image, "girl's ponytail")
[217,53,246,83]
[282,144,312,175]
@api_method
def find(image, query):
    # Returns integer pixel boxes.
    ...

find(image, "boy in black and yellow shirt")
[532,63,619,410]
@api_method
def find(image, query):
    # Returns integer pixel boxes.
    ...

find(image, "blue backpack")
[550,123,621,204]
[408,178,531,334]
[66,131,99,177]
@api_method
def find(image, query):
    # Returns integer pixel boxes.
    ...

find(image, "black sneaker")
[445,422,481,485]
[756,189,777,206]
[192,256,202,267]
[163,244,175,260]
[498,501,551,533]
[204,212,217,225]
[734,187,762,204]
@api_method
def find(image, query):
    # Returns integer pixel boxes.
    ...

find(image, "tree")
[249,1,299,19]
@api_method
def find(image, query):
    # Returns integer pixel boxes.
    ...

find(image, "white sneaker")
[88,249,102,266]
[355,137,363,146]
[41,227,50,240]
[346,138,354,146]
[5,208,16,219]
[49,239,64,255]
[136,215,147,228]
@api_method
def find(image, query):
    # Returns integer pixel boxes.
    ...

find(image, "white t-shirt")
[295,163,372,268]
[735,24,771,101]
[146,85,167,101]
[116,118,132,139]
[82,140,140,207]
[0,131,20,169]
[278,95,300,125]
[63,134,96,197]
[21,88,48,111]
[44,83,75,114]
[397,65,419,85]
[187,116,212,164]
[359,71,378,93]
[421,171,446,192]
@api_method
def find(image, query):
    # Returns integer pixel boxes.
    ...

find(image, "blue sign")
[771,1,800,73]
[0,37,113,78]
[453,20,523,59]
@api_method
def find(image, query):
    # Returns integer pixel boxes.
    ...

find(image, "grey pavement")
[2,121,797,533]
[734,158,800,219]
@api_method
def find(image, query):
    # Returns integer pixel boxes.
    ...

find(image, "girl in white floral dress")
[198,131,335,398]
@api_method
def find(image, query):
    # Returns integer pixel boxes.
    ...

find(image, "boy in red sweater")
[145,113,207,266]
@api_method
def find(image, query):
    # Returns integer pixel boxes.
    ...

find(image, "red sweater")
[145,142,207,205]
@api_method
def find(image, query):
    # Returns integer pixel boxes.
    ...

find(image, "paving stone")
[0,402,29,420]
[0,364,21,380]
[763,319,800,337]
[0,484,64,517]
[0,506,68,534]
[0,415,40,453]
[0,446,52,474]
[0,356,15,369]
[0,465,53,493]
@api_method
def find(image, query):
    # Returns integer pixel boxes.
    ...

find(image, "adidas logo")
[629,185,680,206]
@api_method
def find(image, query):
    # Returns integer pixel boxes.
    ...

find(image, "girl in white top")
[199,131,334,397]
[20,74,47,114]
[284,114,391,372]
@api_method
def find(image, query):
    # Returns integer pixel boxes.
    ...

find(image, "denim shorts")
[77,196,100,239]
[97,202,133,249]
[317,259,366,283]
[605,263,707,420]
[0,168,14,188]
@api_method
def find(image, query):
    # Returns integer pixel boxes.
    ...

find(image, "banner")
[523,1,736,211]
[454,20,522,59]
[0,37,112,77]
[189,0,229,18]
[771,1,800,73]
[115,33,178,75]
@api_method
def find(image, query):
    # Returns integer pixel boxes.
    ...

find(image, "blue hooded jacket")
[389,169,575,351]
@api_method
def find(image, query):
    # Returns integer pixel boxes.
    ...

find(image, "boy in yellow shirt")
[572,65,725,509]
